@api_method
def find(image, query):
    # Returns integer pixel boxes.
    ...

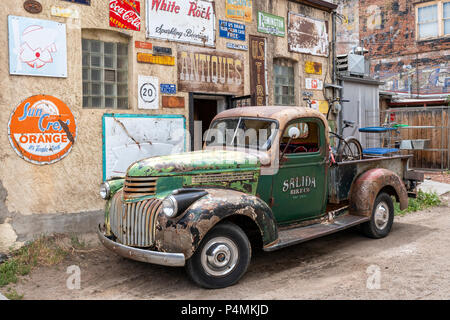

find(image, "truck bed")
[328,155,422,204]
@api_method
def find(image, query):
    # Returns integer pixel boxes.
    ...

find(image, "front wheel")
[186,222,251,289]
[361,192,394,239]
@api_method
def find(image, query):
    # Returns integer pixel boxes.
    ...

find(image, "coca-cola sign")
[110,0,141,31]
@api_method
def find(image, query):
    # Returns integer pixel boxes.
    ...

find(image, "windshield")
[205,117,278,151]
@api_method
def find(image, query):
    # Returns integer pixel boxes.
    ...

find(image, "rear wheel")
[186,222,251,289]
[361,192,394,239]
[338,137,363,161]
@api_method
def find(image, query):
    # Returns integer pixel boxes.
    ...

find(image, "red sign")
[135,41,152,50]
[8,95,77,164]
[109,0,141,31]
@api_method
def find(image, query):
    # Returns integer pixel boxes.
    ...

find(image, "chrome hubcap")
[201,237,238,277]
[374,201,389,230]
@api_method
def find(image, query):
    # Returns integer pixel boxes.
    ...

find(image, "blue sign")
[62,0,91,5]
[219,20,245,41]
[226,43,248,51]
[160,84,177,94]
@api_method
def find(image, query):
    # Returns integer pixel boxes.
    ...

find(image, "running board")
[264,215,370,252]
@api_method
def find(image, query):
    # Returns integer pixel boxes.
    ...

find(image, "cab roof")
[213,106,329,128]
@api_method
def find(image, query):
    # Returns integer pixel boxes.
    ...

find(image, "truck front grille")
[123,176,158,200]
[109,191,161,247]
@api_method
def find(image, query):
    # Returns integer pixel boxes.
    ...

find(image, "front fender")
[349,168,408,216]
[154,188,278,259]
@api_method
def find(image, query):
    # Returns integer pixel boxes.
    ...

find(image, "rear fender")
[155,188,278,259]
[349,168,408,216]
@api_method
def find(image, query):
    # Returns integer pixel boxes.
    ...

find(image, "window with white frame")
[416,1,450,40]
[82,39,128,109]
[273,59,295,106]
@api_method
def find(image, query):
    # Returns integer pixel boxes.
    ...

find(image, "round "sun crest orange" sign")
[8,95,77,164]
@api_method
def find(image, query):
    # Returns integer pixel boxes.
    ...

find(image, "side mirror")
[281,127,301,160]
[288,127,300,139]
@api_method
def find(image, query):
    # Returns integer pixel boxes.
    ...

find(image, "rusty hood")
[127,149,261,177]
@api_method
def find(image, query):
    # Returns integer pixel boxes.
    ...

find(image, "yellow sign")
[305,61,322,75]
[318,101,329,114]
[137,53,175,66]
[226,0,252,22]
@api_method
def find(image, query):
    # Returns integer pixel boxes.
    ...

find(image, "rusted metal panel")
[305,61,323,75]
[349,168,408,217]
[177,45,244,95]
[162,96,185,108]
[288,12,329,57]
[249,35,267,106]
[154,188,278,259]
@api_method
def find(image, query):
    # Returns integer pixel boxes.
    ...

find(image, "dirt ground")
[2,194,448,300]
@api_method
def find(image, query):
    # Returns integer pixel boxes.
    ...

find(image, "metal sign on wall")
[225,0,252,22]
[146,0,215,47]
[178,45,244,95]
[305,78,323,90]
[102,114,186,180]
[249,35,267,106]
[288,12,329,57]
[257,11,285,37]
[62,0,90,4]
[138,75,159,109]
[8,95,77,165]
[109,0,141,31]
[8,16,67,77]
[219,20,246,41]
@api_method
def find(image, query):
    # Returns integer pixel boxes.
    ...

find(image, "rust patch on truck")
[349,168,408,217]
[154,188,278,259]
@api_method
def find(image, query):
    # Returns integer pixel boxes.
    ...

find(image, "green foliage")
[0,235,69,288]
[3,288,24,300]
[395,190,442,216]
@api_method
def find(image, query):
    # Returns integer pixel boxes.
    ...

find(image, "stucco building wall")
[0,0,335,251]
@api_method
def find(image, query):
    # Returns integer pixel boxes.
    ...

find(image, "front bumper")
[97,225,186,267]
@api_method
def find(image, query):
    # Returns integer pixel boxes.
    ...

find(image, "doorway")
[189,94,229,150]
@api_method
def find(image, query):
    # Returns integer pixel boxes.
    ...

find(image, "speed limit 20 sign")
[138,75,159,109]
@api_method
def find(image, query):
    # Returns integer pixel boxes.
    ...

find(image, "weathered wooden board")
[249,35,267,106]
[177,45,244,95]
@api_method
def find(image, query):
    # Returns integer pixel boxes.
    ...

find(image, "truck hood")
[127,150,260,177]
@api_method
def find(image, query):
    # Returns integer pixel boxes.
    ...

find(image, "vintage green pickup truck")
[98,106,423,288]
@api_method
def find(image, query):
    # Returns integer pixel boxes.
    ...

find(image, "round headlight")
[162,195,178,218]
[99,182,111,200]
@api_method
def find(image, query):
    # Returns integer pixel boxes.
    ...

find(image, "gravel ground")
[3,194,449,300]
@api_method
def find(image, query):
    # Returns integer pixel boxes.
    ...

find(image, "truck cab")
[98,106,422,289]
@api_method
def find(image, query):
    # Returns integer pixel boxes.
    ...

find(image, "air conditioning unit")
[337,53,366,76]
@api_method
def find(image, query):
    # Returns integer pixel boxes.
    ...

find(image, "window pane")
[82,39,128,109]
[92,97,102,107]
[419,22,438,38]
[91,83,101,95]
[418,5,437,23]
[445,19,450,35]
[445,3,450,18]
[91,69,101,81]
[90,41,101,53]
[104,42,115,55]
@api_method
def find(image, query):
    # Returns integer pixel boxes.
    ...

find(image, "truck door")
[270,118,328,224]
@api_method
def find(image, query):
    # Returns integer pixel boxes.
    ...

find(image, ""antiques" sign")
[249,35,267,106]
[146,0,215,47]
[178,45,244,95]
[109,0,141,31]
[8,95,77,165]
